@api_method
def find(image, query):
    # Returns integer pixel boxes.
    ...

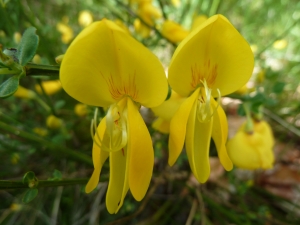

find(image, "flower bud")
[74,103,88,117]
[46,115,62,129]
[14,86,36,99]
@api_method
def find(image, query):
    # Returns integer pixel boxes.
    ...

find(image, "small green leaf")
[23,171,36,184]
[22,188,38,203]
[0,75,19,98]
[23,171,39,188]
[17,27,39,66]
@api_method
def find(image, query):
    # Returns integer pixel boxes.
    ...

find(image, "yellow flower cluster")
[60,15,259,214]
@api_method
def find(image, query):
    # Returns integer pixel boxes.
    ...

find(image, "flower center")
[196,79,220,123]
[91,98,128,152]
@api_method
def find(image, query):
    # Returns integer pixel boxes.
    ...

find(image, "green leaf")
[23,171,36,184]
[3,48,18,63]
[17,27,39,66]
[22,188,38,203]
[0,75,19,98]
[237,104,246,116]
[273,82,285,94]
[52,169,62,180]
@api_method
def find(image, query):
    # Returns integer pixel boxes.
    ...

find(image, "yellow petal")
[184,98,198,176]
[151,91,186,121]
[161,20,189,43]
[186,101,213,183]
[60,19,167,108]
[106,148,129,214]
[168,14,254,97]
[85,117,109,193]
[168,88,199,166]
[211,99,233,171]
[253,120,275,150]
[127,98,153,201]
[152,117,170,134]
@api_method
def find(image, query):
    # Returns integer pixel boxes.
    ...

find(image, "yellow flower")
[60,19,168,213]
[78,10,93,27]
[14,86,36,99]
[14,32,21,44]
[190,15,208,31]
[273,39,288,50]
[171,0,181,7]
[32,54,41,64]
[151,91,186,133]
[56,17,74,44]
[134,0,161,38]
[35,80,62,95]
[114,19,131,35]
[74,103,88,117]
[161,20,189,43]
[33,127,48,137]
[227,120,274,170]
[46,115,62,129]
[168,15,254,183]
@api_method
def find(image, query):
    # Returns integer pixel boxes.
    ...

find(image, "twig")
[0,178,88,189]
[264,108,300,138]
[195,187,206,225]
[106,177,162,225]
[114,0,177,48]
[0,120,93,166]
[185,199,198,225]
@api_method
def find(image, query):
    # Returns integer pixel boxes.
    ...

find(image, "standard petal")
[169,88,199,166]
[109,22,168,108]
[60,19,168,107]
[168,14,254,97]
[85,117,109,193]
[127,98,154,201]
[106,148,129,214]
[211,99,233,171]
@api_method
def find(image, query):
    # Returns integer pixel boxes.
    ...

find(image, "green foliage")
[0,75,19,98]
[22,188,38,203]
[17,27,39,66]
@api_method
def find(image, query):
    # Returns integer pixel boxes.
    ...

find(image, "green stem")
[34,95,51,112]
[0,120,92,166]
[263,108,300,138]
[37,79,57,116]
[25,63,60,76]
[255,17,300,59]
[0,68,20,75]
[243,102,254,133]
[209,0,221,16]
[158,0,168,20]
[0,178,88,189]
